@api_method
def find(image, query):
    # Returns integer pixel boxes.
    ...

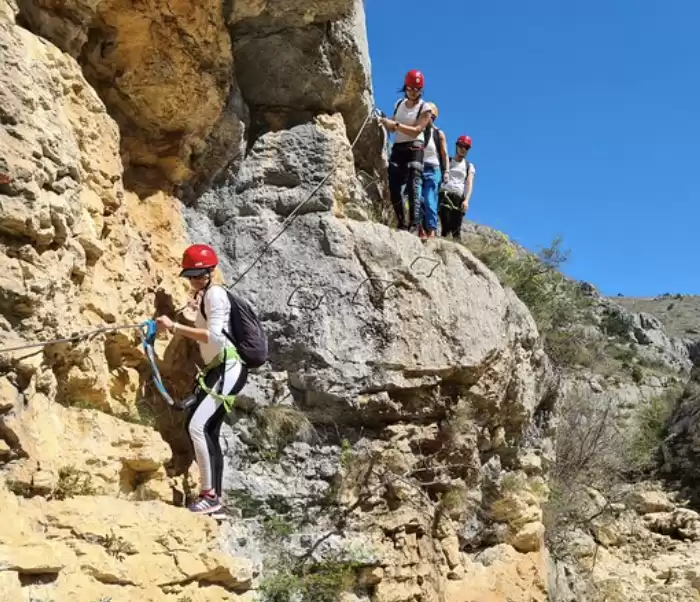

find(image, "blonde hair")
[209,267,227,287]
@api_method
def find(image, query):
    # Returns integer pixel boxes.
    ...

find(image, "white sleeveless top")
[443,157,475,196]
[423,130,439,166]
[393,99,431,144]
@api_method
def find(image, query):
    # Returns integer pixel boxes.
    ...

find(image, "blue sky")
[364,0,699,296]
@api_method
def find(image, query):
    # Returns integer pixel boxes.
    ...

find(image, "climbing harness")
[140,320,241,412]
[193,346,241,413]
[439,192,466,212]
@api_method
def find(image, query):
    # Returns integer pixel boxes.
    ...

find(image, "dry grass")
[254,405,315,456]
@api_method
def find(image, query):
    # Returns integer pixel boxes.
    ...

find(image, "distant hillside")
[614,294,700,341]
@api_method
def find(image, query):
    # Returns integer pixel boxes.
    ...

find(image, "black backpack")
[200,287,269,368]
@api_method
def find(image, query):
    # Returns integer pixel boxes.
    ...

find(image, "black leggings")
[439,191,465,239]
[184,358,248,497]
[388,141,424,230]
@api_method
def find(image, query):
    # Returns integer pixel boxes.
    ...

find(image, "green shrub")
[259,561,359,602]
[544,385,683,558]
[601,309,633,340]
[627,391,678,472]
[463,234,594,366]
[51,466,96,500]
[544,330,596,368]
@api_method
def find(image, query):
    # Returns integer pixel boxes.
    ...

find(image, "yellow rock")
[374,580,424,602]
[490,490,542,529]
[0,488,253,601]
[510,521,545,553]
[0,376,18,412]
[0,571,22,602]
[441,535,462,569]
[443,545,547,602]
[0,541,72,573]
[0,13,191,424]
[3,403,171,500]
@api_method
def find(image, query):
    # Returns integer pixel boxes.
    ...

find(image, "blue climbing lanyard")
[139,319,177,407]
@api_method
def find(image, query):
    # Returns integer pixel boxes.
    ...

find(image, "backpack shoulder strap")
[423,119,433,145]
[199,285,229,321]
[199,290,207,320]
[392,98,403,118]
[435,128,447,172]
[463,161,473,185]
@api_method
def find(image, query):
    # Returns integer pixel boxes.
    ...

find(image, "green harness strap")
[196,346,241,413]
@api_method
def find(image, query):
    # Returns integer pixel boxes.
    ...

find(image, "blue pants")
[421,164,441,231]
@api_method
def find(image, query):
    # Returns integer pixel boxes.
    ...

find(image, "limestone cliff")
[13,0,384,200]
[2,0,700,601]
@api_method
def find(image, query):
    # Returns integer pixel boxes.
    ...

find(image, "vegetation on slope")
[461,226,689,566]
[615,294,700,341]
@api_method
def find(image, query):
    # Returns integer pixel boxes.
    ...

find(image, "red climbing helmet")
[457,135,472,149]
[180,243,218,277]
[404,69,425,89]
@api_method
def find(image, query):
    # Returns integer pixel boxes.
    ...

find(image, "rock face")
[15,0,242,196]
[2,399,172,502]
[14,0,384,199]
[0,480,254,601]
[0,12,252,600]
[196,204,551,431]
[615,294,700,343]
[662,366,700,505]
[0,8,190,414]
[188,145,557,599]
[549,485,700,602]
[228,0,383,184]
[4,0,699,599]
[1,0,557,597]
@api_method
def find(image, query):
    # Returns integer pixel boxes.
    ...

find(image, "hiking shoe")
[188,492,222,514]
[426,229,436,239]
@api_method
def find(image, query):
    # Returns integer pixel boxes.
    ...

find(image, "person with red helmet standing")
[155,244,248,515]
[380,69,434,233]
[439,136,476,240]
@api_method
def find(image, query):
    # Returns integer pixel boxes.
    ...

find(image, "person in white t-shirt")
[380,69,433,234]
[419,102,449,239]
[156,244,248,515]
[439,135,476,240]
